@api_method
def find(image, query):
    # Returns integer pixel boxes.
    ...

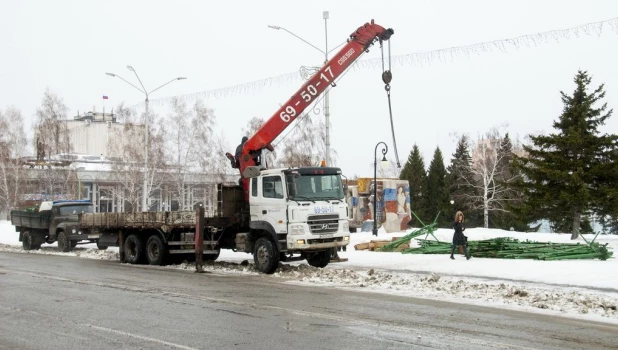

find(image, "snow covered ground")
[1,220,616,324]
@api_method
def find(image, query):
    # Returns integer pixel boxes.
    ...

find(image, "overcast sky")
[1,0,617,177]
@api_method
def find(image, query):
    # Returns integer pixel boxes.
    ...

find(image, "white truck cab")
[245,166,350,269]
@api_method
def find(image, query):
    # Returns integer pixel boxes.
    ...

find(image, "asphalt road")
[1,252,616,350]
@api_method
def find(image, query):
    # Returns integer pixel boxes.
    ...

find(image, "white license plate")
[314,206,334,214]
[88,234,100,239]
[319,234,334,239]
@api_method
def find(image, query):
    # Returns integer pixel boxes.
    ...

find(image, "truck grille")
[307,214,339,234]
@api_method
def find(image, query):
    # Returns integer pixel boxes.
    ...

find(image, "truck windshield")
[58,205,94,215]
[288,174,344,201]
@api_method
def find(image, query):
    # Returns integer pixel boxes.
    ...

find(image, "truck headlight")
[289,224,305,235]
[342,221,349,232]
[72,228,76,234]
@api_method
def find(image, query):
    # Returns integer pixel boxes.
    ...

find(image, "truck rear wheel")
[124,234,145,264]
[253,237,279,274]
[57,231,71,252]
[307,250,330,268]
[22,231,37,251]
[146,235,167,265]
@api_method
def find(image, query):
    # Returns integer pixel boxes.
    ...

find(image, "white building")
[66,111,139,157]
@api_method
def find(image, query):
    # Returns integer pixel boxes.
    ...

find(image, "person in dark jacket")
[450,211,471,260]
[234,136,248,168]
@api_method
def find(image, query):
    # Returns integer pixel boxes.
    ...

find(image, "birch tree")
[34,89,72,158]
[465,129,520,228]
[107,104,165,212]
[163,97,217,210]
[0,106,28,214]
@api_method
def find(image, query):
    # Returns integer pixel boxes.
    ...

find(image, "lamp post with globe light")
[373,142,390,236]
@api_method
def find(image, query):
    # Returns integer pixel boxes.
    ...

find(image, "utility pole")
[323,10,330,166]
[269,10,333,165]
[106,68,186,212]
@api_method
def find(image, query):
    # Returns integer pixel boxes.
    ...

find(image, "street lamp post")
[268,10,332,166]
[373,141,389,236]
[106,68,186,212]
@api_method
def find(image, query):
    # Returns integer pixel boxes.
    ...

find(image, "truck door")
[251,175,287,235]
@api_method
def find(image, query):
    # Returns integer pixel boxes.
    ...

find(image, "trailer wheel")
[57,231,71,252]
[22,231,35,251]
[96,241,109,250]
[124,234,145,264]
[145,235,167,265]
[307,250,330,268]
[253,237,279,274]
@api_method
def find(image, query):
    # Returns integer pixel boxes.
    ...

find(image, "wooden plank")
[354,242,370,251]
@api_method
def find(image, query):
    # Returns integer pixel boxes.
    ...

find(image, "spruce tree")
[514,70,618,238]
[446,135,481,227]
[399,144,429,224]
[427,147,451,227]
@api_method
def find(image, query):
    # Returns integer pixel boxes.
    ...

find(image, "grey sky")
[1,0,617,177]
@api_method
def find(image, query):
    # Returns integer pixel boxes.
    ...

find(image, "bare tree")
[35,89,72,159]
[276,110,340,168]
[107,104,165,212]
[0,106,28,214]
[37,167,76,201]
[463,128,520,228]
[378,159,402,178]
[163,97,218,210]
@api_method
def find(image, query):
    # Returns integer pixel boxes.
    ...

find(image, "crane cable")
[381,39,401,168]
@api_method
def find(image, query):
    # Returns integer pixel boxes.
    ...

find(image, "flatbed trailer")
[74,184,349,273]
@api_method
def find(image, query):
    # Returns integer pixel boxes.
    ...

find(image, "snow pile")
[166,260,259,276]
[0,243,119,260]
[272,264,618,321]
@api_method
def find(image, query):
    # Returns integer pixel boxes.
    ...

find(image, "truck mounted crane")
[227,19,394,200]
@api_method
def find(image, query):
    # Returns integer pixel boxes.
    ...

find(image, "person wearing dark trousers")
[450,211,471,260]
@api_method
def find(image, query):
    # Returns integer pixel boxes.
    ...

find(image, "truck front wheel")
[307,250,330,268]
[253,237,279,274]
[57,231,71,252]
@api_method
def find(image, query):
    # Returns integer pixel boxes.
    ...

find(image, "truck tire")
[57,231,71,252]
[307,250,330,268]
[124,234,145,264]
[145,235,167,265]
[96,241,108,250]
[253,237,279,274]
[22,231,35,251]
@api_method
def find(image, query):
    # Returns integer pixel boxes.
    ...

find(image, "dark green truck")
[10,200,104,252]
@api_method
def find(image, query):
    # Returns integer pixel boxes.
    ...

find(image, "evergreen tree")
[399,145,429,224]
[446,135,481,227]
[427,147,451,227]
[514,70,618,238]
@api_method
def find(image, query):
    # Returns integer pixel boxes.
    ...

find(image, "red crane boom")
[229,20,394,199]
